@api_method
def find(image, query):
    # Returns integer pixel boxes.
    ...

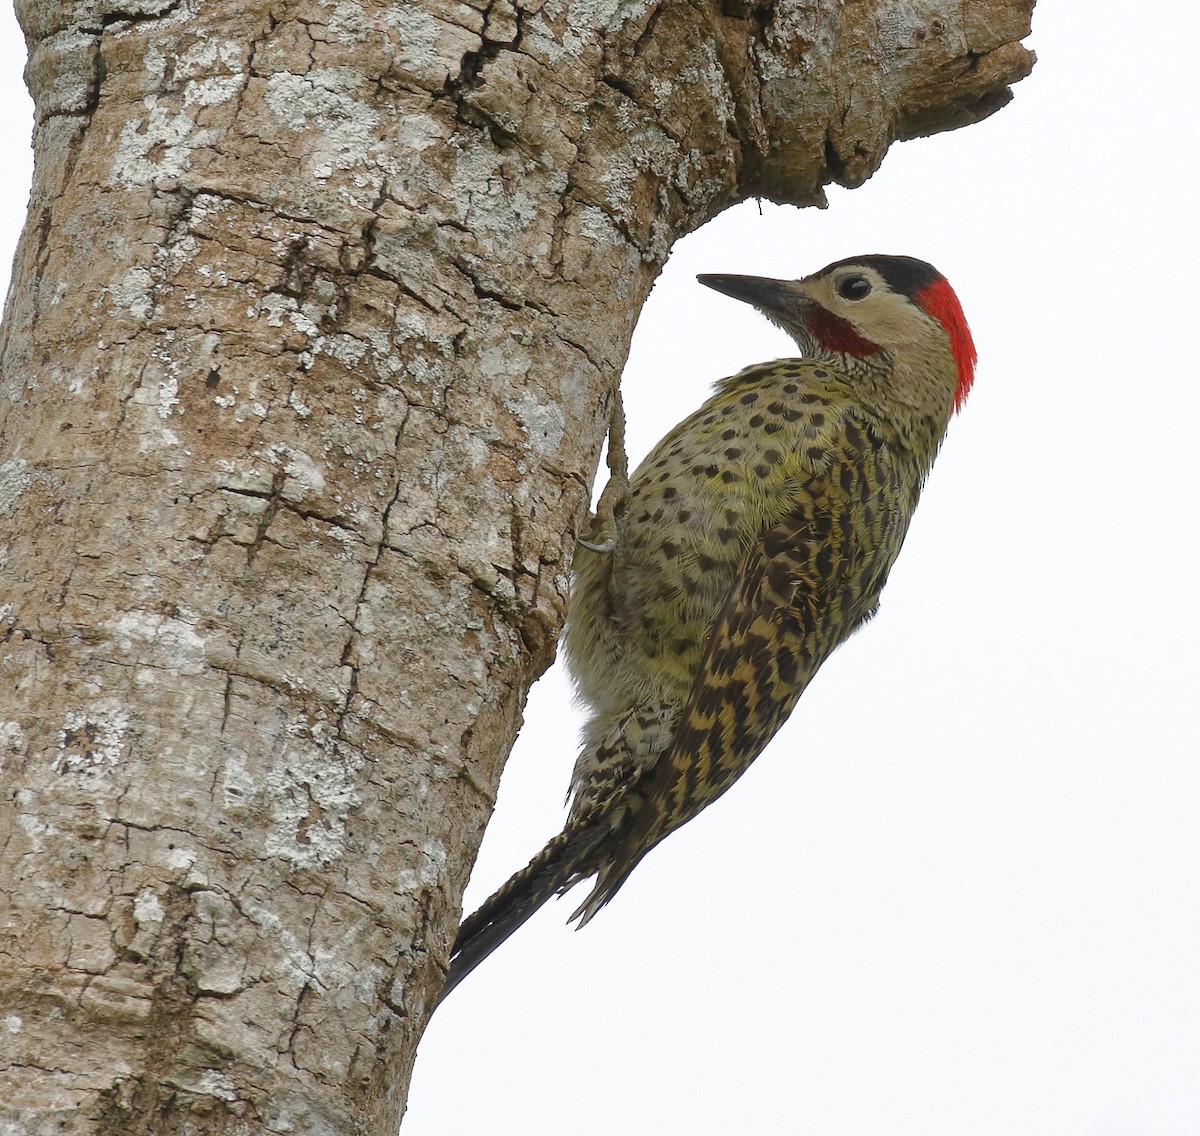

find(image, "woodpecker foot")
[578,385,629,554]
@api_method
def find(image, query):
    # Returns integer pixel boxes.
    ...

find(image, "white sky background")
[2,4,1198,1134]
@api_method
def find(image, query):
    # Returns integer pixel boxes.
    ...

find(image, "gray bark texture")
[0,0,1033,1131]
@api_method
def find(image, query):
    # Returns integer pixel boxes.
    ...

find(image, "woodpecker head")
[698,254,977,415]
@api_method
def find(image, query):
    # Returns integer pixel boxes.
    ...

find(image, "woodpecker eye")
[836,275,872,301]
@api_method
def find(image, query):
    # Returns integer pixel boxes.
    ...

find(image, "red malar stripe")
[804,307,880,359]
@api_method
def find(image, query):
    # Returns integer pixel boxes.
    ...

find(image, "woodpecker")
[443,254,976,998]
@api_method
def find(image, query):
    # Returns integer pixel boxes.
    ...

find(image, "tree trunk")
[0,0,1033,1131]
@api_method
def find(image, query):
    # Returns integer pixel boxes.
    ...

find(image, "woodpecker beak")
[697,274,804,320]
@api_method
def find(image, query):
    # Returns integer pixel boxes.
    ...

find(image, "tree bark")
[0,0,1033,1131]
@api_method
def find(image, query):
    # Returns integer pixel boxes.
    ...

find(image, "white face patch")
[802,265,941,357]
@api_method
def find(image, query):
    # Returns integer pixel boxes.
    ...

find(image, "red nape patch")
[805,307,880,358]
[917,277,977,414]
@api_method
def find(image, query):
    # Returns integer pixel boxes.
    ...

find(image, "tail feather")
[439,821,608,1001]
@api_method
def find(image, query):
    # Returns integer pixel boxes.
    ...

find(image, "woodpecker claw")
[577,386,629,556]
[577,534,617,553]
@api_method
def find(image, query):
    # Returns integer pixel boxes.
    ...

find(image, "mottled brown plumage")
[443,254,976,997]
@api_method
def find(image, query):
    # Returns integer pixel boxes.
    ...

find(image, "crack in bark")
[332,402,413,745]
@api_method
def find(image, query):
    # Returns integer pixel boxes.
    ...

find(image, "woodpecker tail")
[439,820,609,1002]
